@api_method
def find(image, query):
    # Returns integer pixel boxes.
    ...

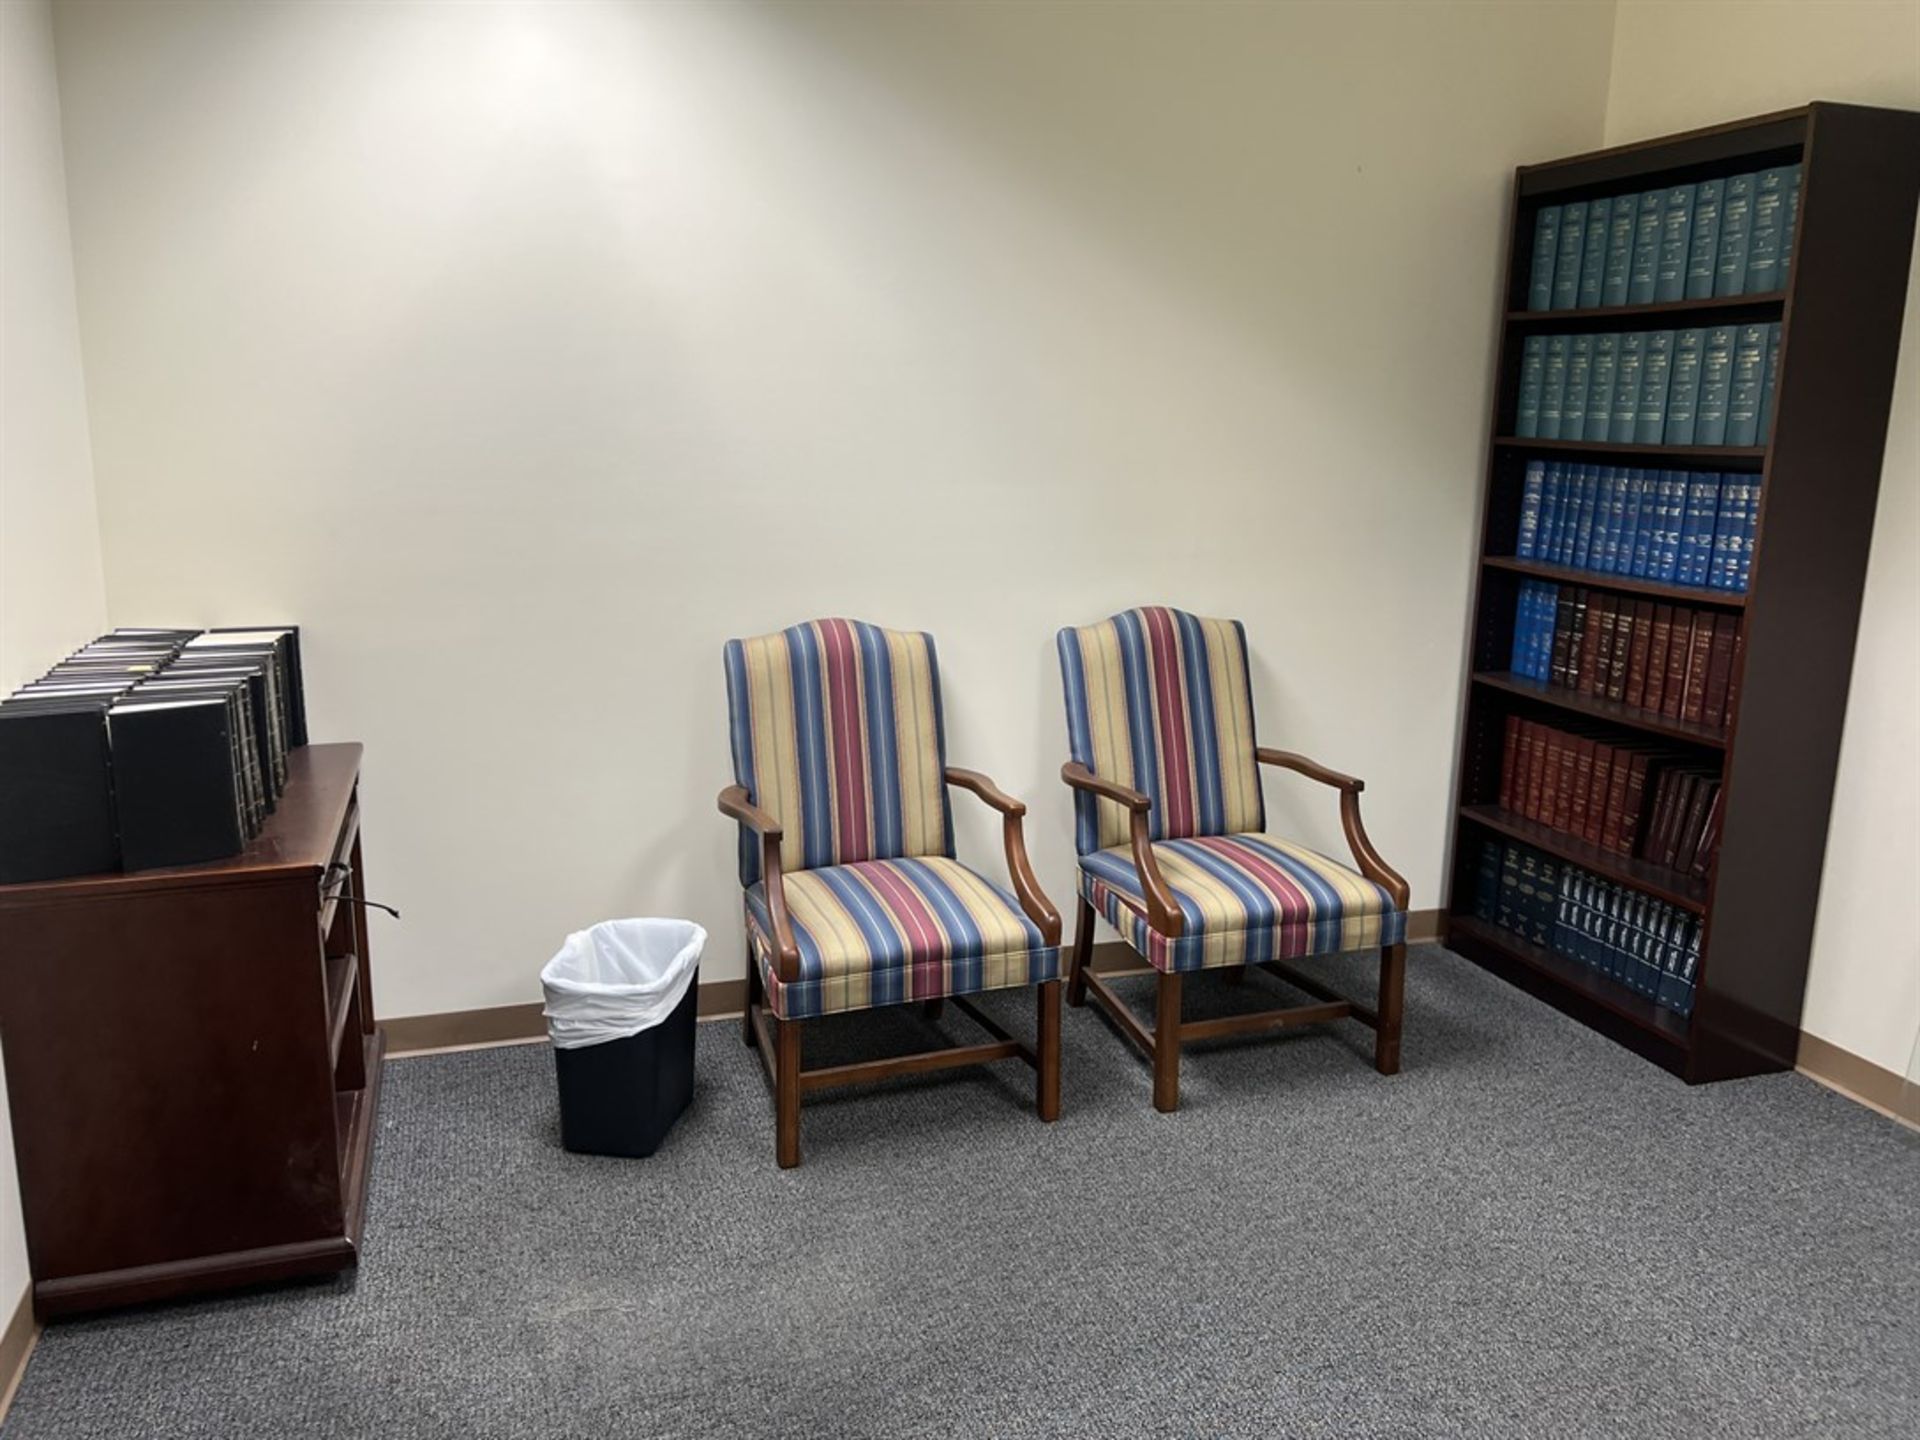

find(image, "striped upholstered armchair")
[719,619,1062,1167]
[1057,606,1410,1112]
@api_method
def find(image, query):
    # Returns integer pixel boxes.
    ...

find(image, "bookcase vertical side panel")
[1695,105,1920,1080]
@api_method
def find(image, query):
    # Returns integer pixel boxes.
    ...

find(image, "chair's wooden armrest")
[1059,763,1181,938]
[946,767,1058,944]
[718,784,783,837]
[1060,761,1151,812]
[717,785,800,980]
[945,766,1024,817]
[1256,747,1363,794]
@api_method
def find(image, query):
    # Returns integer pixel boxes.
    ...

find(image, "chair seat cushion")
[747,856,1060,1019]
[1081,832,1405,973]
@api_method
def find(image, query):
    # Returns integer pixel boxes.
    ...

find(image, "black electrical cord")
[323,862,400,918]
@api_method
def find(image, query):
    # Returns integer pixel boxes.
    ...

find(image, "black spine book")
[106,698,247,871]
[0,701,121,882]
[204,628,305,747]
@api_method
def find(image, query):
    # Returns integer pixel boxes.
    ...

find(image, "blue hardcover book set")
[1508,580,1559,681]
[1550,862,1700,1016]
[1513,461,1757,591]
[1520,164,1800,313]
[1471,838,1698,1019]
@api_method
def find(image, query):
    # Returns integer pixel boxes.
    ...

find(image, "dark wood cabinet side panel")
[0,880,342,1281]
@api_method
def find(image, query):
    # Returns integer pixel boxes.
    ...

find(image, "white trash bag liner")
[540,918,706,1050]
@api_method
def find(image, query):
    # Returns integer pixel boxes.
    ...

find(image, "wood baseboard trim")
[698,979,747,1018]
[1797,1032,1918,1130]
[0,1282,37,1425]
[384,1002,546,1057]
[388,915,1448,1057]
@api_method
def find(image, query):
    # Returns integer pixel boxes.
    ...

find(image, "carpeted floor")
[4,944,1916,1439]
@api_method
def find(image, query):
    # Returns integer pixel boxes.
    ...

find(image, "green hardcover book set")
[1514,323,1781,446]
[1524,163,1802,313]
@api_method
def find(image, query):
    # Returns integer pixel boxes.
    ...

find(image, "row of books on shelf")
[0,627,307,883]
[1515,323,1779,447]
[1497,715,1723,879]
[1470,838,1700,1018]
[1525,165,1801,312]
[1509,581,1742,732]
[1514,462,1757,592]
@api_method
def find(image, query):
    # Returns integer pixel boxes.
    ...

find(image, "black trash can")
[553,969,698,1158]
[541,918,705,1159]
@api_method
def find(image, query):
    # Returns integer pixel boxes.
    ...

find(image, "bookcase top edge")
[1516,107,1812,181]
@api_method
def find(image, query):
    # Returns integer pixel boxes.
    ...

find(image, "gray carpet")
[4,945,1917,1439]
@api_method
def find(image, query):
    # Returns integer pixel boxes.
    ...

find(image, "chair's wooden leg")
[1375,942,1406,1076]
[1066,897,1095,1008]
[776,1016,802,1168]
[922,998,945,1022]
[743,945,761,1049]
[1036,980,1061,1122]
[1152,971,1183,1113]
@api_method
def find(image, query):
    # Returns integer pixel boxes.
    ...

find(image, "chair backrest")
[724,618,953,886]
[1056,606,1264,855]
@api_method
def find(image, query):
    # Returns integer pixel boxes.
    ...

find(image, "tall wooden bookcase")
[1446,103,1920,1083]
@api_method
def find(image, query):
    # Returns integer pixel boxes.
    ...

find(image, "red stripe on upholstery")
[1142,607,1195,837]
[1186,834,1315,930]
[819,618,871,863]
[856,860,948,997]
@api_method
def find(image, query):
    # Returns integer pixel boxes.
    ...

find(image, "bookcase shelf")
[1481,554,1748,609]
[1492,436,1767,464]
[1505,290,1787,327]
[1472,671,1727,749]
[1459,803,1708,914]
[1449,103,1920,1085]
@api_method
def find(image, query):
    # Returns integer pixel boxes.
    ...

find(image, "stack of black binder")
[0,626,307,882]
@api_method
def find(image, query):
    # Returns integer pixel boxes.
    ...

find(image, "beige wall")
[0,0,110,1330]
[1605,0,1920,1077]
[50,0,1616,1020]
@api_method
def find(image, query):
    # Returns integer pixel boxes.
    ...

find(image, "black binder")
[105,698,246,871]
[0,701,119,883]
